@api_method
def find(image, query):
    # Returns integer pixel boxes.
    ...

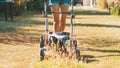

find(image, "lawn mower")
[39,0,81,61]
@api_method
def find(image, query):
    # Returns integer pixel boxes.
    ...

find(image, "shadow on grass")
[88,48,120,53]
[0,10,55,45]
[1,20,120,45]
[97,54,120,58]
[80,48,120,63]
[87,48,120,58]
[0,10,51,33]
[0,26,16,33]
[0,11,117,33]
[0,20,50,33]
[0,29,44,45]
[72,23,120,28]
[81,55,99,63]
[75,10,109,15]
[0,20,48,45]
[81,51,120,63]
[0,10,118,45]
[78,37,120,47]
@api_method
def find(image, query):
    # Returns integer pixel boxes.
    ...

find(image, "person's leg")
[51,6,60,32]
[59,6,69,32]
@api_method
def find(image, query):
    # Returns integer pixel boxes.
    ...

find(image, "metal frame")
[44,0,74,36]
[40,0,82,61]
[44,0,48,33]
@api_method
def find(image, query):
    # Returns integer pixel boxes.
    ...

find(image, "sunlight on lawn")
[34,58,85,68]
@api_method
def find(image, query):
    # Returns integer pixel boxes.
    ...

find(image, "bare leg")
[51,6,60,32]
[59,6,69,32]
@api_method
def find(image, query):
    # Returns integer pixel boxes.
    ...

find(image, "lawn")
[0,9,120,68]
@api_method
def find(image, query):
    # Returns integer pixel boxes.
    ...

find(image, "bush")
[0,0,45,16]
[111,5,120,15]
[0,0,23,16]
[13,0,45,15]
[27,0,44,12]
[13,0,24,16]
[109,1,120,16]
[97,0,108,9]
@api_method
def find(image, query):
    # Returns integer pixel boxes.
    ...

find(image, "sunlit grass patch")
[34,58,85,68]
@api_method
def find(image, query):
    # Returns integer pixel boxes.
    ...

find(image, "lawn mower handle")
[44,0,74,35]
[70,0,74,36]
[44,0,48,33]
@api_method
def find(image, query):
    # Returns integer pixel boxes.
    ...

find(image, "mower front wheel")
[39,36,46,61]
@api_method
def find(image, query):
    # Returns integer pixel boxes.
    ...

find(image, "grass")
[81,37,120,47]
[35,58,85,68]
[74,8,109,15]
[0,9,120,68]
[75,10,109,15]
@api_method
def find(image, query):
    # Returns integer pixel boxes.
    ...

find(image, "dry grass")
[34,58,85,68]
[0,9,120,68]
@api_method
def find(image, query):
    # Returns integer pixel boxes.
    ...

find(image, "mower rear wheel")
[39,36,45,61]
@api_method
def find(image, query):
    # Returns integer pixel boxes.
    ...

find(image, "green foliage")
[109,1,120,16]
[13,0,24,16]
[0,0,44,16]
[0,0,23,16]
[34,0,44,11]
[111,5,120,15]
[26,0,44,12]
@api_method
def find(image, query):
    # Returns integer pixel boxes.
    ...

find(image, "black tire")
[40,36,45,48]
[76,48,80,62]
[40,36,45,61]
[70,39,81,61]
[40,48,45,61]
[70,39,77,49]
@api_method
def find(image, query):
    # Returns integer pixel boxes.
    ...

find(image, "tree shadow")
[0,19,49,45]
[0,29,45,46]
[77,36,120,47]
[97,54,120,58]
[75,10,109,15]
[81,55,99,63]
[87,59,99,63]
[88,48,120,53]
[80,49,120,63]
[0,19,53,33]
[72,23,120,28]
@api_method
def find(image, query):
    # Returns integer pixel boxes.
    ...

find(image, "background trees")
[109,0,120,15]
[0,0,44,16]
[0,0,119,16]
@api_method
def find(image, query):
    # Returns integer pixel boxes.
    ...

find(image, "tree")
[109,0,120,15]
[13,0,24,16]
